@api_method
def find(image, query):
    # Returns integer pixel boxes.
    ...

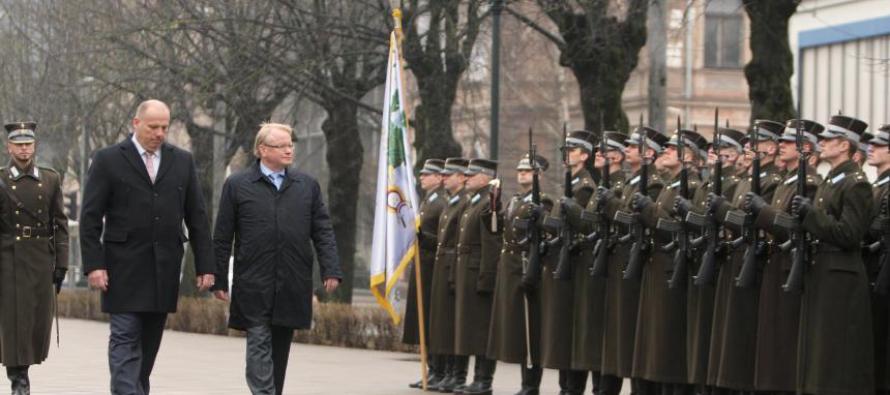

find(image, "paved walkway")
[27,318,623,394]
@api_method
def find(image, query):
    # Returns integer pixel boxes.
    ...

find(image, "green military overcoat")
[403,187,447,345]
[428,190,469,355]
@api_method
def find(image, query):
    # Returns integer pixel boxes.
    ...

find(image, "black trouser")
[245,324,294,395]
[109,312,167,395]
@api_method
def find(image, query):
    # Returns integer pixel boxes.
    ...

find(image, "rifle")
[667,116,690,288]
[553,123,575,280]
[735,117,763,288]
[590,114,612,277]
[521,128,544,289]
[693,108,723,286]
[782,112,810,293]
[624,114,651,280]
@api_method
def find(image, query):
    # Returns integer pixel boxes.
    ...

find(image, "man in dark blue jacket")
[212,122,342,395]
[80,99,215,395]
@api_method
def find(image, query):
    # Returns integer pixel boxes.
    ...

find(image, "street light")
[489,0,504,161]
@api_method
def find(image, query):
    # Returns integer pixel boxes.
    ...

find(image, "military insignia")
[760,171,768,179]
[572,177,580,185]
[523,194,532,203]
[449,195,461,205]
[784,175,798,185]
[471,194,481,204]
[876,177,890,187]
[428,192,439,202]
[629,175,640,186]
[670,180,680,188]
[830,173,846,184]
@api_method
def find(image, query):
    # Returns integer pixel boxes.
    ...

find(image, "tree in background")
[743,0,800,121]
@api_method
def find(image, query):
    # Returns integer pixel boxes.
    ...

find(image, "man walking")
[80,99,215,395]
[212,122,341,395]
[0,121,68,395]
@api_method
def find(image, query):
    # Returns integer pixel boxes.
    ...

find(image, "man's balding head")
[132,99,171,152]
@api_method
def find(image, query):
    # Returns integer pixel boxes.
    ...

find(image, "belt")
[11,226,52,239]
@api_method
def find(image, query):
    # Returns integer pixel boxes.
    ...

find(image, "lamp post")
[489,0,504,160]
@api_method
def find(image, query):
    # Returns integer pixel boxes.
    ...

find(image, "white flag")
[370,31,419,324]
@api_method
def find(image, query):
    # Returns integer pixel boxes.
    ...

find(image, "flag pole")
[393,7,428,391]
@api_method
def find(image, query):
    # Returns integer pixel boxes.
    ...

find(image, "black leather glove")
[632,192,652,211]
[743,192,768,216]
[673,196,692,218]
[596,186,614,208]
[706,192,725,214]
[53,267,67,294]
[560,196,581,212]
[791,196,812,220]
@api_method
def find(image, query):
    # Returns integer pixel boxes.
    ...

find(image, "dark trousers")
[109,312,167,395]
[246,324,294,395]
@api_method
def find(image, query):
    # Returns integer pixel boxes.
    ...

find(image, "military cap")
[565,130,597,152]
[420,159,445,174]
[600,131,629,152]
[442,157,469,175]
[753,120,784,141]
[859,133,871,153]
[780,119,823,153]
[5,121,37,144]
[667,129,708,159]
[625,126,668,153]
[869,125,890,146]
[517,154,549,172]
[819,115,869,143]
[714,127,746,152]
[466,158,497,177]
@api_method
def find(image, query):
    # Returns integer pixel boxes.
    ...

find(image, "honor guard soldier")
[486,154,552,395]
[540,130,596,395]
[791,115,874,395]
[428,158,471,392]
[601,126,667,395]
[631,127,704,395]
[407,159,448,390]
[453,159,501,395]
[0,122,68,395]
[745,119,821,394]
[866,124,890,395]
[572,131,628,395]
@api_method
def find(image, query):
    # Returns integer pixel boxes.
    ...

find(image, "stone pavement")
[25,318,637,394]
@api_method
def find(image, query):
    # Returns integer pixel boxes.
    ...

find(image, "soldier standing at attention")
[486,154,552,395]
[407,159,448,390]
[791,115,874,395]
[0,121,68,395]
[865,124,890,395]
[428,158,471,392]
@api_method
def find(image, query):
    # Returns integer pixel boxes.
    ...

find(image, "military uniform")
[428,158,472,391]
[0,122,69,394]
[486,154,553,395]
[867,125,890,394]
[751,120,823,393]
[796,116,874,395]
[451,159,501,395]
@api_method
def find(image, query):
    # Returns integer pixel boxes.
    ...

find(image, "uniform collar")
[8,160,38,181]
[827,160,859,180]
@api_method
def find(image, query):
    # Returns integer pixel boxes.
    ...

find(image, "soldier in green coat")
[747,119,822,394]
[428,158,471,392]
[0,122,69,395]
[599,127,666,395]
[486,154,552,395]
[791,115,875,395]
[453,159,501,395]
[406,159,448,390]
[866,125,890,394]
[540,130,596,394]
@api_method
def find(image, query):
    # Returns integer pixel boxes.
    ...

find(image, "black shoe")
[514,388,539,395]
[462,381,493,395]
[438,376,457,393]
[410,373,444,389]
[440,376,466,393]
[452,383,468,394]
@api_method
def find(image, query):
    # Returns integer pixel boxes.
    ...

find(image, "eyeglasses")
[263,143,294,150]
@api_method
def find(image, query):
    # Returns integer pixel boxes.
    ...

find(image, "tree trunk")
[744,0,800,121]
[648,0,668,132]
[320,99,363,304]
[178,121,216,297]
[413,76,463,164]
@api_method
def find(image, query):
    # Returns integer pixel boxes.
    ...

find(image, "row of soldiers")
[402,113,890,395]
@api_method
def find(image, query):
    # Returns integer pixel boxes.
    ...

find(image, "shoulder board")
[37,166,58,174]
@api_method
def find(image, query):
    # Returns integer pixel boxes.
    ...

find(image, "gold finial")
[392,8,403,30]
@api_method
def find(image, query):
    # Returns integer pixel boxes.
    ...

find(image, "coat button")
[15,237,20,241]
[15,210,19,215]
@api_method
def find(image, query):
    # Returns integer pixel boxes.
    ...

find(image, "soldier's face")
[443,173,465,191]
[867,143,890,167]
[419,173,442,191]
[662,146,680,168]
[567,147,588,167]
[624,144,640,165]
[132,104,170,152]
[818,137,847,162]
[778,140,799,163]
[517,169,533,186]
[718,148,739,166]
[7,141,34,163]
[465,173,492,191]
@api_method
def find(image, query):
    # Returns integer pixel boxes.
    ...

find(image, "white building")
[790,0,890,127]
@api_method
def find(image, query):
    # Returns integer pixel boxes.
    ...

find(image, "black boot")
[6,366,30,395]
[463,356,496,395]
[432,356,455,392]
[597,374,622,395]
[563,370,588,395]
[514,364,542,395]
[410,354,446,389]
[440,356,468,393]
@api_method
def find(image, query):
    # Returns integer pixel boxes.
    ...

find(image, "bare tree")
[744,0,799,121]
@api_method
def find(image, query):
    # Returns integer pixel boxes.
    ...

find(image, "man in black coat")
[211,122,342,395]
[80,99,215,395]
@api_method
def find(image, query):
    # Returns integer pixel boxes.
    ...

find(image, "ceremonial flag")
[370,31,419,324]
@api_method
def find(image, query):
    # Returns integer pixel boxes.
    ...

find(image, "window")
[705,0,743,68]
